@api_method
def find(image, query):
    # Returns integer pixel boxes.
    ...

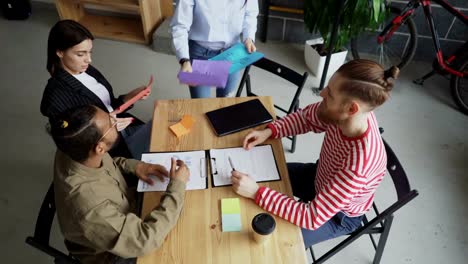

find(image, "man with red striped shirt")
[231,60,399,247]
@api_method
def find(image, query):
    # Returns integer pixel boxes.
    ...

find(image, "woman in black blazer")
[41,20,150,158]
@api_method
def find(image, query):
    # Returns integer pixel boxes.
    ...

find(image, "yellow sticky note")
[180,115,195,130]
[221,198,241,215]
[169,115,196,138]
[170,123,189,138]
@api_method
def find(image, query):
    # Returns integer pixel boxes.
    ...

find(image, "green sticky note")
[222,214,242,232]
[221,198,241,214]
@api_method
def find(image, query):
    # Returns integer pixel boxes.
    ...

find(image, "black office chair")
[309,137,419,264]
[236,57,308,153]
[25,183,80,264]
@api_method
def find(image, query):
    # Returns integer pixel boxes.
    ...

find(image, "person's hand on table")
[124,85,151,102]
[170,158,190,183]
[244,38,256,53]
[231,171,259,200]
[243,128,272,150]
[135,162,169,185]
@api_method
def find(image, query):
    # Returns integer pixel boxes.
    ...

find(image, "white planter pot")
[304,38,348,87]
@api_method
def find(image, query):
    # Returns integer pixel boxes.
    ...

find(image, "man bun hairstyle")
[47,105,101,162]
[336,59,400,108]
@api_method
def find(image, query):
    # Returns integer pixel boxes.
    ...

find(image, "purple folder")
[178,60,232,88]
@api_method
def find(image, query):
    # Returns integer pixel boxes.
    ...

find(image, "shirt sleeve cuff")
[266,123,278,138]
[167,178,187,193]
[124,159,140,175]
[255,186,267,204]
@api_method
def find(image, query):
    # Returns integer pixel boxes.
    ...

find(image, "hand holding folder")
[113,75,154,114]
[178,60,231,87]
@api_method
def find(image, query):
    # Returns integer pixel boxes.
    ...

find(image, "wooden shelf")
[80,0,140,13]
[79,14,145,44]
[55,0,174,45]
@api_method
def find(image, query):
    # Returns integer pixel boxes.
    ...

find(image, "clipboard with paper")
[137,150,208,192]
[208,145,281,187]
[136,145,280,192]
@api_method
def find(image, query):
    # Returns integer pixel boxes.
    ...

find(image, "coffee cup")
[251,213,276,244]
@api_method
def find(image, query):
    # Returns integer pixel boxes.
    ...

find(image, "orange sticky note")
[169,115,195,138]
[180,115,195,129]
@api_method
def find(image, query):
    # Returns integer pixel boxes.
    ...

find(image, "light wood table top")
[138,96,307,264]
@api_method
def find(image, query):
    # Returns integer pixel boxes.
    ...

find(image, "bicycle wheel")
[351,6,417,70]
[450,53,468,115]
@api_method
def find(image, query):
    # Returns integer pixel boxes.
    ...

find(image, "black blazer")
[40,65,130,119]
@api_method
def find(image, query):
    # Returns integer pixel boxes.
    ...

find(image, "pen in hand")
[228,156,236,172]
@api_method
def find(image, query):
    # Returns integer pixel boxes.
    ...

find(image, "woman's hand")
[244,38,256,53]
[231,171,259,200]
[243,128,272,150]
[109,113,133,131]
[180,61,193,73]
[135,162,169,185]
[123,85,151,102]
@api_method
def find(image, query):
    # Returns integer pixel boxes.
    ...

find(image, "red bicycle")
[351,0,468,115]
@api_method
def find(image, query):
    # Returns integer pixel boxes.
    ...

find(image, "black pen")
[228,156,236,171]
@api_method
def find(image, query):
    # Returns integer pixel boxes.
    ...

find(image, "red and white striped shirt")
[256,102,387,230]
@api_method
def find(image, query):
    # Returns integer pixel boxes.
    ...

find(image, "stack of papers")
[221,198,242,232]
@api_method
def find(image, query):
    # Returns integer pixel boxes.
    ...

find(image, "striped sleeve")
[254,168,366,230]
[268,102,328,138]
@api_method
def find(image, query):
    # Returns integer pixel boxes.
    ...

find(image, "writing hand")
[231,170,259,200]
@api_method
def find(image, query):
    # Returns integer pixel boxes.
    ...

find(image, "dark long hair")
[46,20,94,75]
[48,105,101,162]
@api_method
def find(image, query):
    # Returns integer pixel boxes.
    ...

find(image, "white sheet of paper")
[137,150,207,192]
[210,145,280,187]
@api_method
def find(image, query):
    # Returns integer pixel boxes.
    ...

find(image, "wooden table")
[138,96,307,264]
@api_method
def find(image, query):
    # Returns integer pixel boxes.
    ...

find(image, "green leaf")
[373,0,380,22]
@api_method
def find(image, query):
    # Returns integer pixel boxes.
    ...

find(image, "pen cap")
[251,213,276,235]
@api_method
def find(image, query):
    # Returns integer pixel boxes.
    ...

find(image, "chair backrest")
[310,135,418,263]
[236,57,308,114]
[382,138,413,201]
[25,183,80,263]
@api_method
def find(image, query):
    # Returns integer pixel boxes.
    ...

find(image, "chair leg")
[291,135,297,153]
[309,246,317,262]
[373,215,394,264]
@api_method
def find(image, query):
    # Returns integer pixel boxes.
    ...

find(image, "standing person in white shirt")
[170,0,259,98]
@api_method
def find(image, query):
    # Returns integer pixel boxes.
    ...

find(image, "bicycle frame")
[379,0,468,77]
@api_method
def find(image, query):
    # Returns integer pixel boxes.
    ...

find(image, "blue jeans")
[188,40,240,98]
[287,162,363,247]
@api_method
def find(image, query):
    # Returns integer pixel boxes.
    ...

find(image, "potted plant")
[303,0,388,85]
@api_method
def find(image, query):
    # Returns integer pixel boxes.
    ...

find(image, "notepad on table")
[178,60,231,87]
[221,198,242,232]
[169,115,195,138]
[209,43,264,74]
[137,150,207,192]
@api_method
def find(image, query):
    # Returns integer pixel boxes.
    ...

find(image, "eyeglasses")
[97,115,118,144]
